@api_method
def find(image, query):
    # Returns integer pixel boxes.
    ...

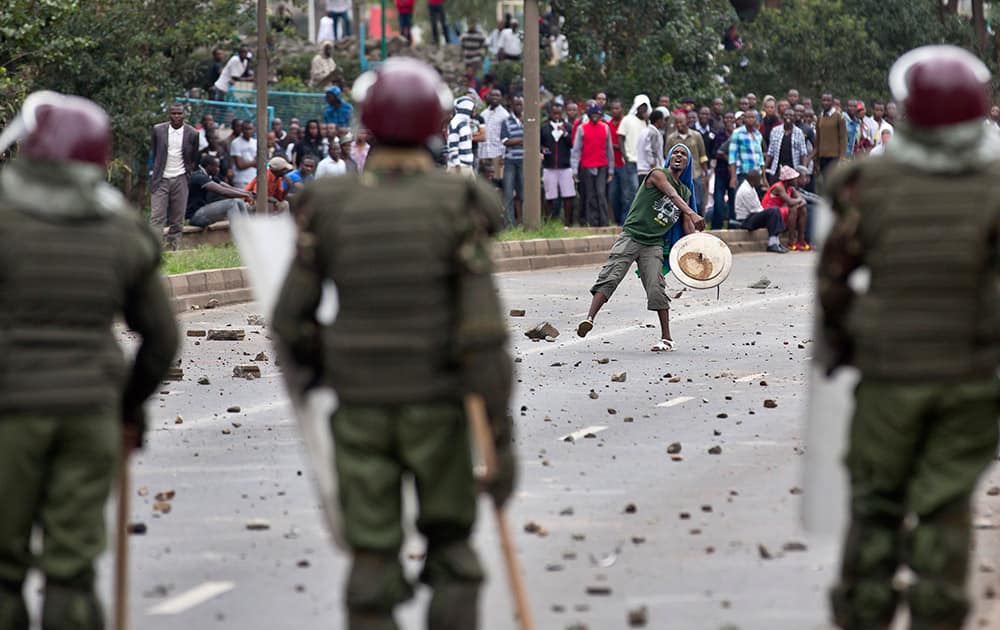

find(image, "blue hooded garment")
[661,142,696,274]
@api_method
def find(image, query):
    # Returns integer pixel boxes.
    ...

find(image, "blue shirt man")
[323,85,353,128]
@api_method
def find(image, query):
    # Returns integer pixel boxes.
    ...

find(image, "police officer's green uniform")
[819,155,1000,629]
[273,147,514,630]
[0,159,179,629]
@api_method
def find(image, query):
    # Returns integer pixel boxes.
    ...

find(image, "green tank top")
[623,169,690,246]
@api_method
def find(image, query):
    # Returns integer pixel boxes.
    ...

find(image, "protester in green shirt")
[577,144,704,351]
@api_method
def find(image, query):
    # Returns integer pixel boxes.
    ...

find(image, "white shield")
[801,198,864,539]
[229,212,347,549]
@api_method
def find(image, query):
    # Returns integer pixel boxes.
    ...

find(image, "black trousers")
[580,167,609,227]
[429,5,448,45]
[743,207,784,236]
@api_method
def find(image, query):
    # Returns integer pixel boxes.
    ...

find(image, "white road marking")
[558,425,608,442]
[735,372,768,382]
[524,291,810,355]
[148,581,235,615]
[657,396,694,408]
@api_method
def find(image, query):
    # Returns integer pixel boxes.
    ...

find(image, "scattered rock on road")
[667,442,682,454]
[186,329,206,337]
[509,309,526,317]
[126,522,147,535]
[611,372,627,382]
[247,314,266,326]
[253,352,269,362]
[246,519,271,531]
[525,322,559,340]
[164,367,184,380]
[763,399,778,409]
[233,365,261,378]
[749,277,772,289]
[708,446,723,455]
[207,329,245,341]
[627,605,649,626]
[227,406,241,413]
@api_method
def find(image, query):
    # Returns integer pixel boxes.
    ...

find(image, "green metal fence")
[229,89,326,124]
[176,97,274,130]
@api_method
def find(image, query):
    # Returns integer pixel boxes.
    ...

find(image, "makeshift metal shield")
[229,212,347,549]
[668,232,734,289]
[801,198,861,539]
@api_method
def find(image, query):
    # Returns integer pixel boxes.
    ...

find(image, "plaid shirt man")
[766,124,807,176]
[728,125,764,177]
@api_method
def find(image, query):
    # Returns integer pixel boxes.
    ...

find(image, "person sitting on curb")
[762,165,809,250]
[244,156,294,214]
[186,154,255,227]
[733,169,787,253]
[576,143,705,352]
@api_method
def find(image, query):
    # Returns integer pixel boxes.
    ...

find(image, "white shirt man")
[498,26,523,58]
[316,155,348,178]
[617,94,651,166]
[230,135,258,188]
[213,52,249,95]
[163,125,186,179]
[479,102,509,161]
[734,177,763,222]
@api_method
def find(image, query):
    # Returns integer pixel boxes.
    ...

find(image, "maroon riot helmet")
[889,45,991,128]
[0,91,112,166]
[352,57,453,145]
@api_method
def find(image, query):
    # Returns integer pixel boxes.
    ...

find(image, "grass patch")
[160,222,606,275]
[497,220,582,241]
[162,244,243,275]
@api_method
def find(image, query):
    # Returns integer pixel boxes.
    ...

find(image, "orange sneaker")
[800,242,813,251]
[789,242,800,251]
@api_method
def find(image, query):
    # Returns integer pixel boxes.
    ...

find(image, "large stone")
[207,329,245,341]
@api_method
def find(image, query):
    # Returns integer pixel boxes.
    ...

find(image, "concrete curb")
[165,229,768,312]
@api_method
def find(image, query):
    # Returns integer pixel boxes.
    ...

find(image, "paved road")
[75,252,998,629]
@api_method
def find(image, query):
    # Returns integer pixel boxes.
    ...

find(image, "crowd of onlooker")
[159,30,1000,251]
[441,76,1000,251]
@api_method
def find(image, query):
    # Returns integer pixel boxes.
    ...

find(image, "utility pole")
[522,0,541,228]
[256,0,269,213]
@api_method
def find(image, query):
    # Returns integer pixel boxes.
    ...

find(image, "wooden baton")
[464,394,536,630]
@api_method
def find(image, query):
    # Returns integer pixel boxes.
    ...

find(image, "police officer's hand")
[122,423,143,453]
[485,441,517,507]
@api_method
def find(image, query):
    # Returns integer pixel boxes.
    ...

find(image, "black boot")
[0,580,29,630]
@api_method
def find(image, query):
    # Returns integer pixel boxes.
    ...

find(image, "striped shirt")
[447,114,474,168]
[727,126,765,176]
[500,114,524,160]
[460,30,486,65]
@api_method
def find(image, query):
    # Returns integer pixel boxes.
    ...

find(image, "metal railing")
[176,97,274,129]
[229,88,325,124]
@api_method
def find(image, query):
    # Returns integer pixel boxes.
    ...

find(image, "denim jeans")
[429,4,448,44]
[502,159,523,227]
[399,13,412,43]
[609,165,630,224]
[328,11,351,38]
[622,162,639,217]
[711,175,734,230]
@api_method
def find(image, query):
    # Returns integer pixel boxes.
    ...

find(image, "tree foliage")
[553,0,735,101]
[723,0,883,103]
[1,0,253,193]
[724,0,988,104]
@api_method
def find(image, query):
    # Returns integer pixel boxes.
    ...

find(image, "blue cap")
[326,85,342,98]
[587,103,602,115]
